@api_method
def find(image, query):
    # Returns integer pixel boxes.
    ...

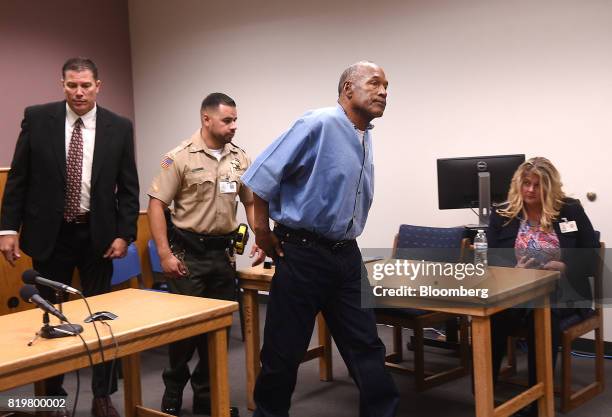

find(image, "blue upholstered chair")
[111,243,141,288]
[394,224,466,262]
[375,224,471,391]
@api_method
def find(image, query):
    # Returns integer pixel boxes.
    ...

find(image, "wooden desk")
[367,260,560,417]
[238,265,333,410]
[0,289,237,417]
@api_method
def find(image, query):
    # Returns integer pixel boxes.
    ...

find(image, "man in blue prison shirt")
[241,61,399,417]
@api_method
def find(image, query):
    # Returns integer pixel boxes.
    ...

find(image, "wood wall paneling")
[0,168,154,315]
[0,168,34,315]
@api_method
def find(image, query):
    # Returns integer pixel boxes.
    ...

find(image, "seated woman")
[487,157,599,416]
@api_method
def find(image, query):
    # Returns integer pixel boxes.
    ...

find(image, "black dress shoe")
[193,399,239,417]
[91,396,120,417]
[161,391,182,416]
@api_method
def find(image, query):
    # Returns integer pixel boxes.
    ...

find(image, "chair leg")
[507,337,516,372]
[234,281,245,342]
[445,318,459,344]
[560,335,573,413]
[384,325,403,364]
[239,290,246,342]
[499,336,518,379]
[459,316,470,370]
[595,325,605,391]
[561,324,606,413]
[392,326,403,362]
[414,325,426,391]
[380,316,470,392]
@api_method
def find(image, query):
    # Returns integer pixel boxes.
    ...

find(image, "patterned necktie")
[64,118,84,221]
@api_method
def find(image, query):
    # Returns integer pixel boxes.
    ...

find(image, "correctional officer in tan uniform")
[148,93,264,417]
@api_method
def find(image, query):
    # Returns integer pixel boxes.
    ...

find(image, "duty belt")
[274,224,353,252]
[171,226,235,252]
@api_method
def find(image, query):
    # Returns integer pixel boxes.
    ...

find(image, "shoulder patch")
[160,155,174,168]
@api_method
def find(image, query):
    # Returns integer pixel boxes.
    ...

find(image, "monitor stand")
[477,171,490,227]
[466,172,491,229]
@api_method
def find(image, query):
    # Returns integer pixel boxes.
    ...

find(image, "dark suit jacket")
[487,197,599,303]
[1,101,139,261]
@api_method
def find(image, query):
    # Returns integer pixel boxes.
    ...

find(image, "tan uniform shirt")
[148,129,253,235]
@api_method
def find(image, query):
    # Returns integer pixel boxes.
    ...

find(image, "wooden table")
[238,265,333,410]
[0,288,237,417]
[367,260,560,417]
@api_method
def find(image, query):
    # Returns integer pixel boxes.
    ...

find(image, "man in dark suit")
[0,57,139,417]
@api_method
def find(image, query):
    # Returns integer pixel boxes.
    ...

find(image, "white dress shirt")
[0,104,96,235]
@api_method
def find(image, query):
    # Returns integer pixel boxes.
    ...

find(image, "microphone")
[19,285,68,322]
[22,269,82,295]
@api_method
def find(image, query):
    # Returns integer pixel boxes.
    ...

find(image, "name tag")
[220,181,237,193]
[559,220,578,233]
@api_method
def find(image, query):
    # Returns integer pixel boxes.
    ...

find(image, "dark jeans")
[33,221,116,398]
[162,244,235,403]
[253,232,399,417]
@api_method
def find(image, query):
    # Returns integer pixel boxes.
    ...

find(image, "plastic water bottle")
[474,229,488,267]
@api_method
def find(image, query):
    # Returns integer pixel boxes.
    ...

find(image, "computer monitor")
[437,154,526,226]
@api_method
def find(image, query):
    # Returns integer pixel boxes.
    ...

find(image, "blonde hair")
[497,157,566,231]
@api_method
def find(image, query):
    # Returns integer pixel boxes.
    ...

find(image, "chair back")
[594,241,605,312]
[393,225,467,263]
[559,241,605,330]
[111,243,141,286]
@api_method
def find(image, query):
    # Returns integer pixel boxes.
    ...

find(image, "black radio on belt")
[234,223,249,255]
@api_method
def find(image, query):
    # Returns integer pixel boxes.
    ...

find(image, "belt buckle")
[71,213,88,224]
[331,241,346,251]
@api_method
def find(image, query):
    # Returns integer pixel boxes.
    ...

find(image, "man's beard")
[213,132,234,144]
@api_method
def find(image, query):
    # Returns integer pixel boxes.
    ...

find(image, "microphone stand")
[53,289,84,335]
[27,291,84,346]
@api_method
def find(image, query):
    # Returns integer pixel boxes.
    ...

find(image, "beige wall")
[129,0,612,335]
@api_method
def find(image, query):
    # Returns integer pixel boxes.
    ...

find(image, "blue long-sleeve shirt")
[241,105,374,241]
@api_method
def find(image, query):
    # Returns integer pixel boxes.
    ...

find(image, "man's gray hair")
[337,61,376,96]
